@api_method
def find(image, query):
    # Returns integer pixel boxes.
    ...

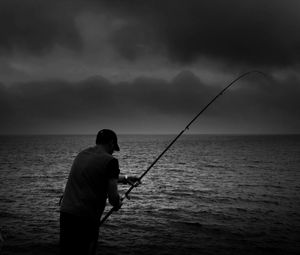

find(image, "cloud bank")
[1,72,299,134]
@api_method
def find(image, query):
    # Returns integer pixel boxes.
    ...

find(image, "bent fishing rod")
[100,70,266,226]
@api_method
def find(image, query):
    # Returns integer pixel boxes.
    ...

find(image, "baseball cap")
[96,129,120,151]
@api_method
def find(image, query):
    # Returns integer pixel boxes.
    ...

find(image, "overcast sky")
[0,0,299,134]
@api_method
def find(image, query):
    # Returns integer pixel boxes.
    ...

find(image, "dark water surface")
[0,135,299,254]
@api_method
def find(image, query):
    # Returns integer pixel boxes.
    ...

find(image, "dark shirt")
[60,146,120,222]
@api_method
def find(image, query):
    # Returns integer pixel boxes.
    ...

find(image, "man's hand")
[119,175,141,186]
[126,176,141,186]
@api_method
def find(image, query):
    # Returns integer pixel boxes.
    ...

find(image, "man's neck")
[95,144,113,155]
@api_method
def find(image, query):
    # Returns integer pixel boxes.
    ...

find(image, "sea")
[0,134,299,255]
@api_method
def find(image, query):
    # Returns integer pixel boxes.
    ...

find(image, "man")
[60,129,139,255]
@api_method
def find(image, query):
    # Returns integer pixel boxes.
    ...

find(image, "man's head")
[96,129,120,154]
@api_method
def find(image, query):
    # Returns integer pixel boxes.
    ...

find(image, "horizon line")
[0,133,299,136]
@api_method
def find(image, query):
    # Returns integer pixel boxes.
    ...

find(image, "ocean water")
[0,134,299,255]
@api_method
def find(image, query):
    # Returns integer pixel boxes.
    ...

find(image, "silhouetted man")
[60,129,138,255]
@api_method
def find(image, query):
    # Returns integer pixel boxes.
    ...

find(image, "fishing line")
[100,70,266,226]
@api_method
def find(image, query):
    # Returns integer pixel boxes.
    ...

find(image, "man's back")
[60,146,120,222]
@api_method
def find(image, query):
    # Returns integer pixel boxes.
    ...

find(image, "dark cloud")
[0,72,299,134]
[1,0,300,67]
[104,0,300,67]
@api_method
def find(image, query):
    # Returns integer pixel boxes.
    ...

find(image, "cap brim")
[114,144,120,151]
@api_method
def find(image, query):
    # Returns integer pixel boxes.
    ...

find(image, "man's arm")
[107,178,122,209]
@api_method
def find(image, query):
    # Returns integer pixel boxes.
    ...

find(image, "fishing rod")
[100,70,266,226]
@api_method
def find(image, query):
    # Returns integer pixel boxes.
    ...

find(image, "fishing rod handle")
[99,182,138,226]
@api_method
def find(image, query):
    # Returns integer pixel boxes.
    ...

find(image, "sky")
[0,0,299,134]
